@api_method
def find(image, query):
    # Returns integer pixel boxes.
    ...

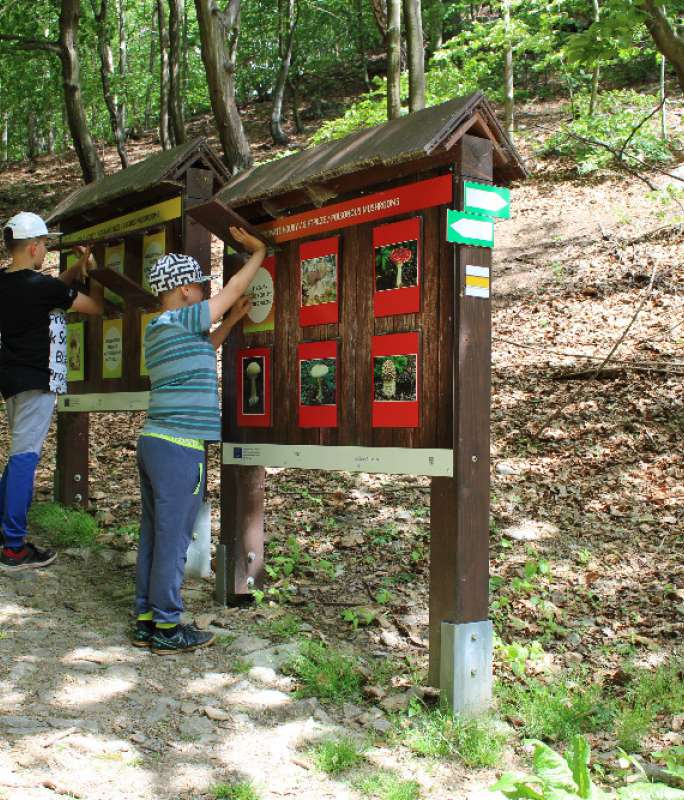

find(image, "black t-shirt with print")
[0,268,78,400]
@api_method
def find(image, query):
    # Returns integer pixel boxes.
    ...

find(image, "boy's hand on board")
[71,245,97,278]
[229,226,266,255]
[226,296,252,325]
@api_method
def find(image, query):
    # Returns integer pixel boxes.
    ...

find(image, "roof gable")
[48,138,230,226]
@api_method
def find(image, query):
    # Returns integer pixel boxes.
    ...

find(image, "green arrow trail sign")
[463,181,510,219]
[447,211,495,248]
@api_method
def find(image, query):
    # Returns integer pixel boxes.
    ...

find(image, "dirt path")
[0,554,501,800]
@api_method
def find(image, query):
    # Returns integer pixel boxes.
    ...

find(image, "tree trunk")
[116,0,127,134]
[386,0,401,119]
[27,110,38,160]
[502,0,513,138]
[270,0,297,145]
[144,1,157,130]
[194,0,252,172]
[2,113,8,162]
[47,122,56,154]
[355,0,370,88]
[60,0,105,182]
[91,0,129,168]
[157,0,173,148]
[403,0,425,112]
[588,0,600,117]
[168,0,186,143]
[424,0,442,51]
[660,53,667,139]
[643,0,684,96]
[370,0,388,40]
[288,76,303,133]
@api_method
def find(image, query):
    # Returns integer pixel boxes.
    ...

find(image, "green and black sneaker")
[151,624,215,655]
[131,620,155,648]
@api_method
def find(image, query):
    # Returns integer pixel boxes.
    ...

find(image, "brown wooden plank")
[187,198,272,251]
[429,144,492,686]
[88,267,160,310]
[417,207,440,450]
[353,221,373,447]
[55,412,89,508]
[459,133,494,182]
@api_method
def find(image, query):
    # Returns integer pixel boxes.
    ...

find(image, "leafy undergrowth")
[28,501,98,548]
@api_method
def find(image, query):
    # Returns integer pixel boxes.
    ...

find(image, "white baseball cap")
[3,212,56,240]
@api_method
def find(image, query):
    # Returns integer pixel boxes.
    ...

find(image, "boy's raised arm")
[208,227,267,325]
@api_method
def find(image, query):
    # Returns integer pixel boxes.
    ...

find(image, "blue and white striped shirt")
[141,300,220,441]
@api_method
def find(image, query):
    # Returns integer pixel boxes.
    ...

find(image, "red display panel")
[298,340,338,428]
[373,217,421,317]
[371,332,420,428]
[237,347,272,428]
[299,237,340,327]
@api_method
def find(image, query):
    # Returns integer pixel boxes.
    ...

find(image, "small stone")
[130,732,147,744]
[180,702,198,715]
[99,510,115,526]
[565,632,581,647]
[226,635,270,656]
[496,463,517,476]
[370,717,392,735]
[342,702,365,721]
[363,685,387,701]
[0,716,47,732]
[380,693,411,713]
[248,666,277,685]
[380,630,402,648]
[672,714,684,732]
[179,716,214,738]
[204,706,231,721]
[118,551,138,568]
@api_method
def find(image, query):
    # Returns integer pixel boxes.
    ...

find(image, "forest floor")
[1,92,684,800]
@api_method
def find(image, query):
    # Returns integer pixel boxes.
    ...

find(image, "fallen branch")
[633,756,684,790]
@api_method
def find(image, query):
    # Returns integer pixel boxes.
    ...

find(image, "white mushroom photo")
[243,357,264,413]
[300,358,336,406]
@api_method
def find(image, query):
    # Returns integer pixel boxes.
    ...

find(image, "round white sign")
[247,266,274,324]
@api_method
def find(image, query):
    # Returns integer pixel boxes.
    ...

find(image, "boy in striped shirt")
[134,227,265,654]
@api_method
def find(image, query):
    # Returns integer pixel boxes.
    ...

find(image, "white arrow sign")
[465,186,508,214]
[450,216,494,241]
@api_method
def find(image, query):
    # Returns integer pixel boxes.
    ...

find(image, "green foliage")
[284,639,363,704]
[353,770,421,800]
[615,658,684,752]
[311,737,365,774]
[492,735,684,800]
[399,703,506,768]
[543,91,676,175]
[211,781,260,800]
[341,606,377,630]
[28,502,98,548]
[497,675,616,744]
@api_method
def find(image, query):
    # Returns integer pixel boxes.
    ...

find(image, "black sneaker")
[0,542,57,572]
[151,624,215,655]
[131,620,155,648]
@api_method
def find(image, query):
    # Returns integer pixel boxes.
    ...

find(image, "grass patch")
[254,613,302,640]
[311,737,365,775]
[211,782,259,800]
[354,770,421,800]
[497,674,616,744]
[615,657,684,752]
[232,658,252,675]
[111,521,139,541]
[215,634,237,647]
[285,639,363,704]
[399,705,506,767]
[28,501,98,547]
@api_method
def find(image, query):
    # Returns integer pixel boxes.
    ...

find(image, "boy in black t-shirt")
[0,212,104,572]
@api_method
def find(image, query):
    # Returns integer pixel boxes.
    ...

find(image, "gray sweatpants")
[5,390,56,456]
[135,435,206,624]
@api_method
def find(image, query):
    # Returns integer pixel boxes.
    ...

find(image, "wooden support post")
[55,412,89,508]
[428,135,494,712]
[216,250,266,604]
[220,463,265,602]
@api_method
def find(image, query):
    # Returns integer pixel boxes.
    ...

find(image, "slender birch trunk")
[387,0,402,119]
[403,0,425,112]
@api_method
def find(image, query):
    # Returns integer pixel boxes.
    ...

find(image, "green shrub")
[497,675,616,744]
[284,640,363,704]
[543,90,676,174]
[311,738,365,775]
[28,502,98,547]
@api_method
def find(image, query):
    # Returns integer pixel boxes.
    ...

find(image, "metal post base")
[214,544,228,606]
[440,620,493,716]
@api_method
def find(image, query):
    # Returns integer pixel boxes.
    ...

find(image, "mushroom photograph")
[300,357,336,406]
[242,356,265,415]
[373,354,417,402]
[301,254,337,307]
[375,238,418,293]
